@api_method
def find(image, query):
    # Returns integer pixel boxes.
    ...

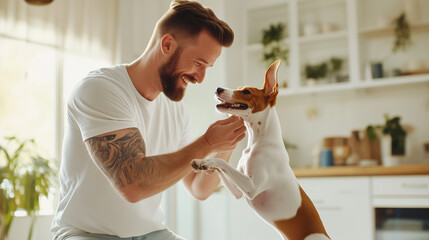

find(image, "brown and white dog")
[192,60,330,240]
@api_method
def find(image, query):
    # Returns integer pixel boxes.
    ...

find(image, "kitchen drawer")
[372,176,429,196]
[299,177,371,209]
[298,177,373,240]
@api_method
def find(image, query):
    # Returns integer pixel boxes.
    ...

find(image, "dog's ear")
[263,60,281,96]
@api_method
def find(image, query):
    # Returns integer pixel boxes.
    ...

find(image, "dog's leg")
[217,171,243,199]
[192,158,260,199]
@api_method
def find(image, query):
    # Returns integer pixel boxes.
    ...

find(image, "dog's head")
[216,60,280,116]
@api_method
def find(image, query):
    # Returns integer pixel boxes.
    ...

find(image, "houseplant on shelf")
[328,57,346,82]
[392,12,411,53]
[304,62,328,85]
[0,137,56,240]
[366,115,408,166]
[261,22,289,67]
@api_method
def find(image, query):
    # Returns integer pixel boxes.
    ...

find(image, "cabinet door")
[299,177,373,240]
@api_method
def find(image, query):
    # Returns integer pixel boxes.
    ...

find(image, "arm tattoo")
[86,128,159,188]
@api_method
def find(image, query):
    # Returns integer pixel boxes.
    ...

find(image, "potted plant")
[304,62,328,85]
[366,115,408,166]
[261,22,289,67]
[327,57,346,82]
[392,12,411,53]
[0,137,56,240]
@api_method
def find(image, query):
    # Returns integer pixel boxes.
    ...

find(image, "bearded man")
[51,1,245,239]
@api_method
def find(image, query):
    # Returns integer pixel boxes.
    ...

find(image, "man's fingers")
[234,125,246,134]
[231,117,245,129]
[219,117,244,133]
[204,115,246,152]
[234,132,246,143]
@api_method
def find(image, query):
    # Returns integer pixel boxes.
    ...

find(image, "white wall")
[276,84,429,168]
[116,0,165,63]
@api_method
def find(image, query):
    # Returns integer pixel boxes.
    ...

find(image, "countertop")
[293,164,429,178]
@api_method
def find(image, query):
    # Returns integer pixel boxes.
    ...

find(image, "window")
[0,0,118,214]
[0,38,56,157]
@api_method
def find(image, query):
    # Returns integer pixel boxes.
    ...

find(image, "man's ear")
[160,33,177,55]
[263,60,281,95]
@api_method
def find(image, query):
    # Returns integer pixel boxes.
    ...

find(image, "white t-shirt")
[51,64,193,239]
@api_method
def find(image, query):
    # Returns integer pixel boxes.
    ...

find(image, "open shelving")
[243,0,429,97]
[278,73,429,97]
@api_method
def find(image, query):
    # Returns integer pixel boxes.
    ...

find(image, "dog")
[191,60,330,240]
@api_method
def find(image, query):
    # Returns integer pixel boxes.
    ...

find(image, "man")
[51,1,246,239]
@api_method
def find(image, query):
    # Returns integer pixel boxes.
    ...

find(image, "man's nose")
[196,70,205,84]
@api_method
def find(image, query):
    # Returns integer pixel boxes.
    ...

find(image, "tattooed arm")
[85,127,208,202]
[84,116,245,203]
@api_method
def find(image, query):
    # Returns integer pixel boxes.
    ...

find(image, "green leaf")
[366,125,378,142]
[0,136,57,238]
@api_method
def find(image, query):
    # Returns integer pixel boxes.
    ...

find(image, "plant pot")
[381,135,409,166]
[306,78,317,86]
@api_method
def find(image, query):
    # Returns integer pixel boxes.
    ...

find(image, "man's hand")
[203,116,246,152]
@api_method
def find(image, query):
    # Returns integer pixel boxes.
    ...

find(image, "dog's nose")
[216,87,224,95]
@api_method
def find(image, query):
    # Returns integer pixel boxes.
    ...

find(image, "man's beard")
[158,46,186,102]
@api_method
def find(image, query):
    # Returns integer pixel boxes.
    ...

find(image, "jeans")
[64,229,185,240]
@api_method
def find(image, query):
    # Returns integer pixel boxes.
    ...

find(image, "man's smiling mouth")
[182,75,196,84]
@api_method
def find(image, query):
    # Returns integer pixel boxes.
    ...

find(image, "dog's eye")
[241,89,251,94]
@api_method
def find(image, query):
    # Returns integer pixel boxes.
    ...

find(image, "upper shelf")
[299,30,348,44]
[278,73,429,97]
[359,21,429,37]
[246,39,290,52]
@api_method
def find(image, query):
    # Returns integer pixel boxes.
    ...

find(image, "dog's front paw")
[191,159,210,172]
[191,159,219,173]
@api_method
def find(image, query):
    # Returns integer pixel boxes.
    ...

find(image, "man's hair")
[156,0,234,47]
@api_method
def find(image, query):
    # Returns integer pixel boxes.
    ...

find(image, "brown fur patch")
[267,83,278,107]
[232,87,276,113]
[274,186,330,240]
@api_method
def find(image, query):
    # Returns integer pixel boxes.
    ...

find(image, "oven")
[372,176,429,240]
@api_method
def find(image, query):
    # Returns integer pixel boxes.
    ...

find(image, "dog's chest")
[237,143,281,178]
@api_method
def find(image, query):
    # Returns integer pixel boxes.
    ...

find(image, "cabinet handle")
[402,182,428,189]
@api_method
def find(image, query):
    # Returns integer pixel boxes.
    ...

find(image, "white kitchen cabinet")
[298,177,374,240]
[372,175,429,208]
[243,0,429,97]
[297,175,429,240]
[188,170,429,240]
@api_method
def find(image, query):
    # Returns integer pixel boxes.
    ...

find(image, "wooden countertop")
[293,164,429,178]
